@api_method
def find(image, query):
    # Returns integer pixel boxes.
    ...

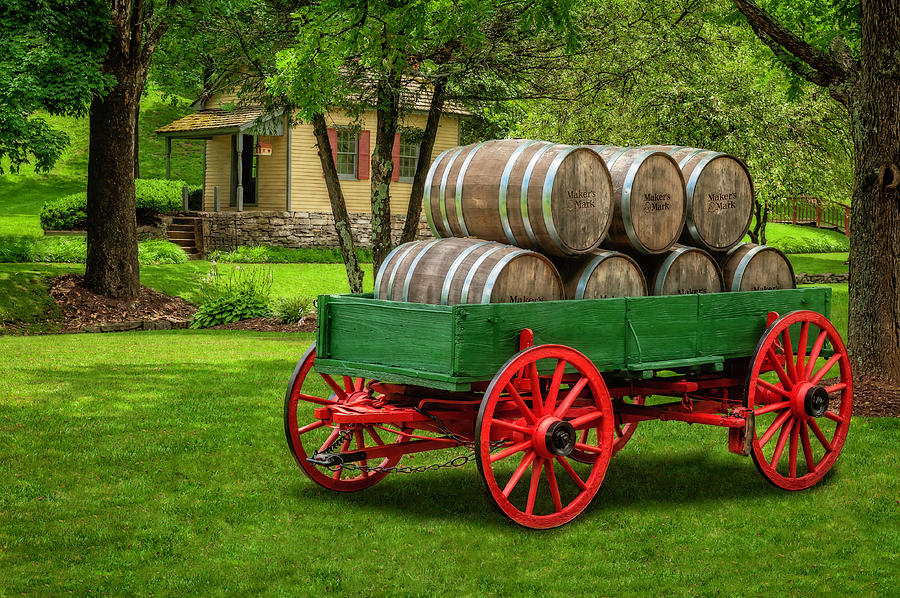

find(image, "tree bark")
[847,0,900,386]
[370,73,401,273]
[312,113,365,293]
[400,79,446,244]
[133,89,141,179]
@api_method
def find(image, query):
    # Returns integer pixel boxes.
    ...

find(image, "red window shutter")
[324,127,338,178]
[391,132,401,182]
[357,130,370,180]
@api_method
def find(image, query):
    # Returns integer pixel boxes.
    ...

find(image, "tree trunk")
[370,74,401,273]
[312,113,365,293]
[84,39,142,298]
[133,90,141,179]
[747,199,768,244]
[847,0,900,386]
[400,79,446,244]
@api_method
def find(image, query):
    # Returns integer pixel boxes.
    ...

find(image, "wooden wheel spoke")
[758,409,792,447]
[770,418,794,467]
[354,428,368,474]
[800,422,816,473]
[804,331,828,380]
[491,439,532,464]
[553,376,589,417]
[765,347,793,390]
[318,428,341,453]
[525,459,543,516]
[545,459,562,512]
[808,419,832,453]
[528,363,543,416]
[811,353,841,385]
[332,467,343,480]
[788,420,799,478]
[579,428,589,443]
[754,400,791,416]
[502,451,536,497]
[543,360,567,416]
[781,328,798,383]
[825,382,847,394]
[796,322,810,375]
[757,378,791,400]
[367,426,385,446]
[555,456,587,491]
[574,442,603,455]
[295,393,337,406]
[320,374,347,400]
[506,383,537,425]
[569,409,605,429]
[342,376,356,392]
[354,377,365,391]
[614,423,624,438]
[297,420,325,436]
[824,411,844,423]
[490,418,534,436]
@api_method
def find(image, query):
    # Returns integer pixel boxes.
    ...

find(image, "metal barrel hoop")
[385,243,420,300]
[575,251,614,299]
[498,140,539,246]
[402,239,443,301]
[460,246,506,304]
[479,249,531,303]
[438,146,468,237]
[374,241,415,299]
[440,241,493,305]
[653,245,691,296]
[684,151,725,246]
[620,149,658,254]
[423,148,453,238]
[541,145,582,254]
[454,142,484,237]
[520,144,555,249]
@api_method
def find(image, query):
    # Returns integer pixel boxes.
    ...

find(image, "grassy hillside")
[0,87,202,236]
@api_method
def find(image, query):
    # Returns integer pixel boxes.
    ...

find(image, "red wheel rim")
[572,395,644,462]
[745,311,852,490]
[284,343,405,492]
[475,344,613,529]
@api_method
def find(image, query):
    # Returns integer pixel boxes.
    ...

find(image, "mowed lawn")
[1,331,898,596]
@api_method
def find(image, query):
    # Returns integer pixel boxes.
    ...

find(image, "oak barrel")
[423,139,614,256]
[590,146,687,254]
[641,245,724,296]
[374,238,564,305]
[556,251,648,299]
[642,145,754,252]
[720,243,796,292]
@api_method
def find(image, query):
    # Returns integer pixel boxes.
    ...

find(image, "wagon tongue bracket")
[307,451,367,467]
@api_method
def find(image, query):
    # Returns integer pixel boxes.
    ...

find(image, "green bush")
[209,244,374,264]
[767,234,850,254]
[40,179,189,231]
[191,264,273,328]
[270,295,315,324]
[137,239,188,264]
[0,236,187,265]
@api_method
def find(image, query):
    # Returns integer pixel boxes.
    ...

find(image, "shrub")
[270,295,315,324]
[137,239,188,264]
[40,178,189,231]
[190,264,273,328]
[209,244,374,264]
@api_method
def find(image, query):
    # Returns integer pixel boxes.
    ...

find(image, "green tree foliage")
[0,0,112,173]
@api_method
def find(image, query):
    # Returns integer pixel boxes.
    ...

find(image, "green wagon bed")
[314,287,831,391]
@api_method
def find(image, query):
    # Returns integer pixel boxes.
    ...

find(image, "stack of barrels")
[374,139,795,305]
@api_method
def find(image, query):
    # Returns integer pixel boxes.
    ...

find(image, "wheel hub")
[804,386,829,417]
[537,419,576,457]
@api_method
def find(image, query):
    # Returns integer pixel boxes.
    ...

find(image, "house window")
[398,137,419,182]
[335,129,358,178]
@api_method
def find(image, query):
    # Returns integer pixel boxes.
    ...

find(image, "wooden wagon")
[284,287,852,529]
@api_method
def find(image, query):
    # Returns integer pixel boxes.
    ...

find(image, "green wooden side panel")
[317,294,455,376]
[699,288,830,358]
[451,299,627,380]
[625,295,699,365]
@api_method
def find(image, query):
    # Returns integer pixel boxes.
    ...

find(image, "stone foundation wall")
[195,210,434,253]
[794,272,848,284]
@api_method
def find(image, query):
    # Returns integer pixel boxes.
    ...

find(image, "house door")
[232,134,257,206]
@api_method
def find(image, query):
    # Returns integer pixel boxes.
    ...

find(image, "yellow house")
[155,89,466,252]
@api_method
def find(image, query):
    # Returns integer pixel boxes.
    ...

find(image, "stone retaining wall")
[795,272,848,284]
[194,210,434,253]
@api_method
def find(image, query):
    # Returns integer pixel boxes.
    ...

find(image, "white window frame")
[335,128,358,180]
[398,137,420,183]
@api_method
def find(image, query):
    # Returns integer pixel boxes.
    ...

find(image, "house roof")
[155,107,283,138]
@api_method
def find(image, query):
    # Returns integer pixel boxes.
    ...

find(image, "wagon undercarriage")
[285,294,852,529]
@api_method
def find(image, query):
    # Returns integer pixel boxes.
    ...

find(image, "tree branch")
[732,0,853,99]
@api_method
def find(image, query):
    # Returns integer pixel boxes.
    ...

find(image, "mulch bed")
[847,379,900,417]
[210,317,316,333]
[48,274,196,333]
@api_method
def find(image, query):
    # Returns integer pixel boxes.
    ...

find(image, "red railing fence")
[768,195,851,236]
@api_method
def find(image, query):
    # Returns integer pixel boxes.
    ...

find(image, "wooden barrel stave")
[556,251,648,299]
[720,243,796,292]
[640,245,724,295]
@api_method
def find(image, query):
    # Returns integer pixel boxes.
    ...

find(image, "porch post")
[236,134,244,212]
[165,137,171,180]
[285,114,292,211]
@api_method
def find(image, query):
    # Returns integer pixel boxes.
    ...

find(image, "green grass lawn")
[749,223,851,253]
[789,252,849,274]
[0,331,896,596]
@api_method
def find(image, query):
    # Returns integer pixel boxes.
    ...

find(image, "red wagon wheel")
[475,344,614,529]
[745,310,852,490]
[571,395,645,462]
[284,343,405,492]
